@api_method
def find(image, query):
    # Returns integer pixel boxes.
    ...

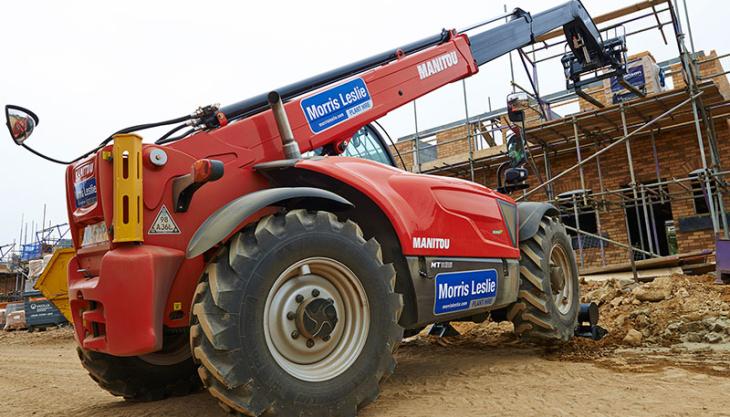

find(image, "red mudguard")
[295,157,520,259]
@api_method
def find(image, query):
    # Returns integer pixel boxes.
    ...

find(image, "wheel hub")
[550,263,565,293]
[264,257,370,382]
[269,274,341,365]
[296,297,338,341]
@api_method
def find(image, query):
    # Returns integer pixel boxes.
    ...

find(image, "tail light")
[172,159,225,212]
[192,159,224,183]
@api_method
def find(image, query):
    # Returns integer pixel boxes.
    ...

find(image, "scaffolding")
[392,0,730,273]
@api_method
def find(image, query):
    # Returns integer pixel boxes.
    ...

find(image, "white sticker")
[417,51,459,80]
[149,205,181,235]
[412,236,451,250]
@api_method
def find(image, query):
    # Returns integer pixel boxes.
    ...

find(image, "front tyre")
[77,332,201,401]
[509,216,579,341]
[191,210,403,417]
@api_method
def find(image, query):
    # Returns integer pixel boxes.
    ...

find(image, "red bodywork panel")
[65,32,516,356]
[68,246,185,355]
[295,158,519,258]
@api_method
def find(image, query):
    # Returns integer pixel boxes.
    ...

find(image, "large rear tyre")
[509,215,579,341]
[77,332,201,401]
[191,210,403,417]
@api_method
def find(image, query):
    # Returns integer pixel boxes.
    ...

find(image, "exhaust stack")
[268,91,302,160]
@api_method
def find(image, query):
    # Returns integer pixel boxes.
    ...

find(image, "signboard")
[434,269,498,315]
[300,78,373,134]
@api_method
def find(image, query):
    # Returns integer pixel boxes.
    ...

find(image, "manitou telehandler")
[6,1,630,415]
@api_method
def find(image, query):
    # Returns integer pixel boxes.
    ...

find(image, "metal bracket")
[428,322,460,337]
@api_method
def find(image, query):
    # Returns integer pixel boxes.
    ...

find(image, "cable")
[21,114,195,166]
[106,114,192,142]
[373,120,408,171]
[157,128,196,144]
[22,144,77,165]
[155,123,188,144]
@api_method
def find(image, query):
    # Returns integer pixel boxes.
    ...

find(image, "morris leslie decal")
[301,78,373,134]
[433,269,498,315]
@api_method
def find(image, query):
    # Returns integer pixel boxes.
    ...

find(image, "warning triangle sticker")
[149,205,181,235]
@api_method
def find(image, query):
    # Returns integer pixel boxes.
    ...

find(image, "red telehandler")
[6,1,629,415]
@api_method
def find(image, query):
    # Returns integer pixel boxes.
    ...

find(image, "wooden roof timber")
[535,0,670,43]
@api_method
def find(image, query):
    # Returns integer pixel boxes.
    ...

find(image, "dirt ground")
[2,274,730,417]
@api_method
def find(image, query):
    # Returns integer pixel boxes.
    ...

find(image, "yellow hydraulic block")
[34,248,75,322]
[112,134,144,243]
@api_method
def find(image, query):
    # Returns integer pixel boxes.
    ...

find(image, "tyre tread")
[191,209,403,416]
[511,216,578,341]
[77,347,200,402]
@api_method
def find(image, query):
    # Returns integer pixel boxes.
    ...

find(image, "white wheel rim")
[550,243,575,315]
[263,257,370,382]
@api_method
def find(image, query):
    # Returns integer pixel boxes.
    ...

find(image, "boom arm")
[212,1,606,129]
[467,1,603,67]
[182,1,615,157]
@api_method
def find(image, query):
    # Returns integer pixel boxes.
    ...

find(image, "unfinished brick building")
[390,1,730,272]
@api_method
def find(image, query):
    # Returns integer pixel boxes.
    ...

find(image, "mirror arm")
[6,105,194,166]
[21,144,76,165]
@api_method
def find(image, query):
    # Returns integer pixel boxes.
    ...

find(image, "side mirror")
[506,92,529,123]
[505,133,526,167]
[5,105,39,145]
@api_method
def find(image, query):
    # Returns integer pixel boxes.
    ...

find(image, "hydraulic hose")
[157,128,196,144]
[155,123,189,144]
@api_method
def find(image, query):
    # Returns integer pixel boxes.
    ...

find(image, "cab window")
[342,126,395,167]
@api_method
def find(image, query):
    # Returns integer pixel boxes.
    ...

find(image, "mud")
[1,274,729,416]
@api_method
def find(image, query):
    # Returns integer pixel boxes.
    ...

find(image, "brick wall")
[391,140,414,171]
[435,125,470,160]
[484,122,728,268]
[670,51,730,97]
[411,50,730,268]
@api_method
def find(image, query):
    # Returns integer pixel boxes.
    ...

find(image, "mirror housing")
[506,92,529,123]
[505,133,526,167]
[5,105,39,145]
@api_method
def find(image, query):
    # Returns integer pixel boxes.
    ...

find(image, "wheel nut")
[306,339,315,348]
[322,335,331,342]
[295,294,304,303]
[311,289,320,297]
[291,330,299,339]
[286,311,295,320]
